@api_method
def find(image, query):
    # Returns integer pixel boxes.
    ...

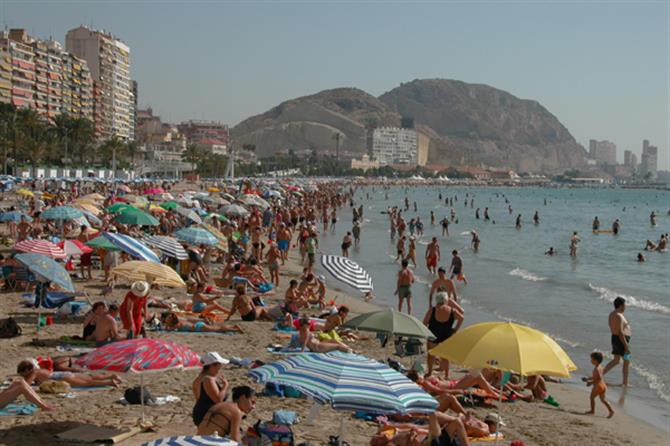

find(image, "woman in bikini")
[197,386,257,442]
[298,316,352,353]
[0,360,53,412]
[17,359,123,388]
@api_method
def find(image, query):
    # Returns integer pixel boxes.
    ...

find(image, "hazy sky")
[3,0,669,169]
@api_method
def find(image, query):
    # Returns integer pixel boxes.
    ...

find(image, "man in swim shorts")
[425,237,441,275]
[603,297,632,386]
[395,259,415,314]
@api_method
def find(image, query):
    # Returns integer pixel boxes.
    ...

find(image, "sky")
[3,0,669,169]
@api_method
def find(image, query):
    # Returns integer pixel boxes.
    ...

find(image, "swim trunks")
[611,334,631,356]
[192,301,207,313]
[398,285,412,299]
[241,311,257,322]
[427,255,437,268]
[278,240,289,251]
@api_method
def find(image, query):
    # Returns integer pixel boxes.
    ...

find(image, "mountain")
[231,80,587,172]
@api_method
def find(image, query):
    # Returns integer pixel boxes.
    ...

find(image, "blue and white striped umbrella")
[142,436,239,446]
[174,206,203,224]
[144,235,189,260]
[249,351,437,415]
[0,211,32,222]
[102,232,160,263]
[320,255,373,293]
[174,227,218,246]
[41,206,84,220]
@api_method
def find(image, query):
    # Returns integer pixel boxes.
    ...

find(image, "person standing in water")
[449,250,467,284]
[650,211,656,226]
[515,214,522,229]
[533,211,540,225]
[471,230,480,251]
[395,259,415,314]
[570,231,580,257]
[484,207,490,221]
[603,297,631,387]
[352,221,361,248]
[592,216,600,232]
[612,219,621,235]
[425,237,440,274]
[440,216,450,236]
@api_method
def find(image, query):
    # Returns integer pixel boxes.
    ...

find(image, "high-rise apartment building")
[372,127,418,165]
[640,140,658,178]
[0,29,93,121]
[0,42,11,104]
[630,153,638,169]
[588,139,617,165]
[623,150,633,167]
[66,26,134,141]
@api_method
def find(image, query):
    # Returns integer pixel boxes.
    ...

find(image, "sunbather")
[370,412,470,446]
[407,370,501,399]
[163,312,243,333]
[227,284,273,322]
[18,359,123,388]
[297,316,352,353]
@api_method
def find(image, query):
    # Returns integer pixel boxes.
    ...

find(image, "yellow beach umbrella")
[429,321,577,378]
[17,188,34,197]
[111,261,186,288]
[208,187,220,193]
[149,204,167,214]
[82,193,105,201]
[73,201,102,216]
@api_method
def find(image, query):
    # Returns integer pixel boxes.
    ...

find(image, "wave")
[509,268,547,282]
[587,284,670,316]
[631,363,670,403]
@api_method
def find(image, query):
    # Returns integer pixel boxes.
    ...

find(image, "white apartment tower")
[372,127,418,166]
[66,26,134,141]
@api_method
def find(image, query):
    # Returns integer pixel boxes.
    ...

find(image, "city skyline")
[2,1,669,170]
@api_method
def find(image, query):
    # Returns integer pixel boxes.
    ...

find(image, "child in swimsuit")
[584,351,614,418]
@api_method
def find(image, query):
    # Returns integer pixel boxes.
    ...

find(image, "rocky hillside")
[231,80,587,172]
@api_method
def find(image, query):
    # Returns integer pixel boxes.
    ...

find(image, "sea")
[314,185,670,430]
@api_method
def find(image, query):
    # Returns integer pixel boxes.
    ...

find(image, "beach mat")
[55,424,141,444]
[0,403,38,416]
[266,347,309,355]
[470,433,504,443]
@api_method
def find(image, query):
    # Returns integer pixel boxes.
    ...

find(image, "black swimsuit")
[193,381,217,426]
[428,307,455,344]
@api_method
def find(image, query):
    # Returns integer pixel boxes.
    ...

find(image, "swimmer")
[545,247,557,256]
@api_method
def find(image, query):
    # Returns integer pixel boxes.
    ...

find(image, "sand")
[0,238,667,445]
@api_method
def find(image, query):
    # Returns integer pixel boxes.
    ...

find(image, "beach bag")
[255,421,295,446]
[394,337,423,357]
[124,386,154,405]
[39,380,70,394]
[0,317,22,338]
[272,410,299,425]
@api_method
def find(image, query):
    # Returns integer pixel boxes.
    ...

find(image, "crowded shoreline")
[0,178,666,446]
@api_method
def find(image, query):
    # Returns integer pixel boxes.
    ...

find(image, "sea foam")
[632,363,670,403]
[588,284,670,316]
[509,268,547,282]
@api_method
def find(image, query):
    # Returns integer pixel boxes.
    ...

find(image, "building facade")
[178,120,230,146]
[0,29,93,121]
[66,26,134,140]
[372,127,418,166]
[588,139,617,165]
[640,140,658,178]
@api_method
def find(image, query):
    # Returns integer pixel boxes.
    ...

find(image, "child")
[584,351,615,418]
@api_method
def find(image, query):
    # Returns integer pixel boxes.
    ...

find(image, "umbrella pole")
[495,385,503,446]
[338,417,344,446]
[140,374,145,424]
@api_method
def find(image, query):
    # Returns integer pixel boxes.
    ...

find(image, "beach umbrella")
[174,206,203,224]
[320,255,374,293]
[75,338,200,422]
[159,201,178,210]
[14,240,67,259]
[429,322,576,378]
[343,308,435,340]
[174,227,219,246]
[82,193,106,201]
[239,194,270,209]
[430,322,576,444]
[207,187,220,193]
[58,239,93,256]
[199,223,229,252]
[263,190,282,199]
[67,226,100,238]
[200,195,228,206]
[102,232,161,263]
[117,185,131,193]
[112,261,186,288]
[221,204,249,217]
[249,351,437,414]
[73,200,102,215]
[143,235,189,260]
[41,206,84,220]
[143,187,164,195]
[85,235,119,251]
[114,209,160,226]
[15,253,74,292]
[142,436,239,446]
[148,204,167,214]
[16,188,34,197]
[0,211,32,222]
[107,203,133,214]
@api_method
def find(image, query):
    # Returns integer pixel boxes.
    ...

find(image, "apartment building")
[66,26,134,140]
[372,127,418,166]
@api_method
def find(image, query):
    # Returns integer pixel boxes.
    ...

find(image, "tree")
[15,109,54,176]
[182,143,204,173]
[99,136,127,168]
[69,118,95,164]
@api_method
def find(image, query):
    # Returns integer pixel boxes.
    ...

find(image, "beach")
[0,239,666,445]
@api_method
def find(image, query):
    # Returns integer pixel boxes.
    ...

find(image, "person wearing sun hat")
[192,352,230,427]
[119,281,150,339]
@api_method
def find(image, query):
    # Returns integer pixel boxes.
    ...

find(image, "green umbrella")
[107,203,133,214]
[342,308,435,340]
[114,209,159,226]
[159,201,178,210]
[85,236,119,251]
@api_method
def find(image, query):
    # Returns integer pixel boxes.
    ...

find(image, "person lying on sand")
[370,412,470,446]
[407,369,501,399]
[162,312,243,333]
[297,316,353,353]
[191,282,229,314]
[18,359,123,388]
[0,360,53,411]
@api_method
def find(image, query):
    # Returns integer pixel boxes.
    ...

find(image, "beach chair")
[5,266,35,292]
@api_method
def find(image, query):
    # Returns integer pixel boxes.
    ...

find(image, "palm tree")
[182,143,203,173]
[99,136,127,169]
[51,113,74,163]
[16,110,54,177]
[69,118,95,165]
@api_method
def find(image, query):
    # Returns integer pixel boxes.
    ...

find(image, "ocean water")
[315,185,670,429]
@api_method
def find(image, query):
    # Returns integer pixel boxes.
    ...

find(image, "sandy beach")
[0,240,667,446]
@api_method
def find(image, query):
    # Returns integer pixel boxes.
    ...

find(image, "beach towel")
[266,347,308,355]
[469,433,504,442]
[272,323,295,332]
[59,336,96,347]
[0,403,38,416]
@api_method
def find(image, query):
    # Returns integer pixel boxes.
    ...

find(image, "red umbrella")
[143,187,164,195]
[75,339,201,421]
[57,240,93,256]
[14,240,67,259]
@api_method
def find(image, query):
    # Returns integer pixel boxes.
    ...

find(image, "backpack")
[246,421,294,446]
[124,386,154,405]
[0,317,22,338]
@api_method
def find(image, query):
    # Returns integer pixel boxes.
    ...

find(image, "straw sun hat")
[131,281,150,297]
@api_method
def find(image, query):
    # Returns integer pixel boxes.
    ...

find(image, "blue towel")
[0,403,38,416]
[272,323,295,332]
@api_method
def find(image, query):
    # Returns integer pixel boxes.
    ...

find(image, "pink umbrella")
[75,339,200,422]
[143,187,164,195]
[14,240,67,259]
[118,185,132,193]
[58,239,93,257]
